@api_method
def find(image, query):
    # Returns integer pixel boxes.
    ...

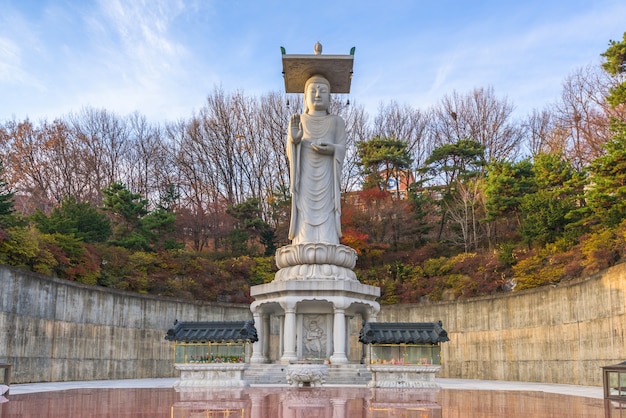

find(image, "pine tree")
[601,31,626,108]
[0,161,15,226]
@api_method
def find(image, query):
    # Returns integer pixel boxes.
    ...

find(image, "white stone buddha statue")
[286,74,346,246]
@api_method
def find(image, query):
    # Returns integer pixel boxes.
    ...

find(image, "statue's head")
[304,74,331,115]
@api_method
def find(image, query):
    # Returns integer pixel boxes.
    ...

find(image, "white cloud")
[2,0,625,123]
[94,0,189,82]
[49,0,208,121]
[0,37,24,83]
[0,8,47,91]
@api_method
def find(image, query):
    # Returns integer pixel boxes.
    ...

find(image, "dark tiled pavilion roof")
[165,319,258,343]
[359,321,449,345]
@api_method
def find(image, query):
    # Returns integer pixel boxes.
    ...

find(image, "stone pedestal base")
[274,243,358,281]
[173,364,249,388]
[251,242,380,366]
[368,365,441,388]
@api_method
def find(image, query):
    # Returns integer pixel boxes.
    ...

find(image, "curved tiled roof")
[165,319,258,343]
[359,321,449,345]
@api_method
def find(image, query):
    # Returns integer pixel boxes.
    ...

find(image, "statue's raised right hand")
[289,114,303,143]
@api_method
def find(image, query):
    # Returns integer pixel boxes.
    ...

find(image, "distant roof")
[359,321,449,345]
[165,320,258,343]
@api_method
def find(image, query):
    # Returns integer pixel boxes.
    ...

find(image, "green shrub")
[579,228,621,274]
[250,256,277,285]
[512,249,564,291]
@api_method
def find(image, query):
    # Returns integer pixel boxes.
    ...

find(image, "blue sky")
[1,0,625,123]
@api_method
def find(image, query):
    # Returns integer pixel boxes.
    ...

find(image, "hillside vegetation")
[1,33,626,304]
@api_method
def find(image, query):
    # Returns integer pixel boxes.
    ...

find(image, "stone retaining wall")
[2,262,625,385]
[379,262,626,386]
[0,266,251,383]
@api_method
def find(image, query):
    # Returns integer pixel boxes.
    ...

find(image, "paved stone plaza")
[7,377,602,399]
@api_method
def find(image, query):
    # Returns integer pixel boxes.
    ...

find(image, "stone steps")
[328,364,371,385]
[244,363,371,386]
[245,364,289,385]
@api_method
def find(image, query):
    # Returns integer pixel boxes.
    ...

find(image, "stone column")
[280,301,298,363]
[250,310,265,363]
[366,305,378,323]
[330,306,348,364]
[263,314,271,361]
[345,315,352,362]
[278,314,284,359]
[363,305,379,364]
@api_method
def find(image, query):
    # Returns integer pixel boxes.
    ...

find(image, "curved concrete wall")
[0,266,252,383]
[2,262,624,385]
[379,263,626,386]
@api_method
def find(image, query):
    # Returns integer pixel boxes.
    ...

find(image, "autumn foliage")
[1,34,626,304]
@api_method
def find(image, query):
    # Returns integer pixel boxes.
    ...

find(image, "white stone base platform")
[368,365,442,388]
[173,363,249,388]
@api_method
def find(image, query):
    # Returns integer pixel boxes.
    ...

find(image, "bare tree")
[166,116,225,251]
[67,107,131,206]
[257,91,291,196]
[373,101,430,170]
[552,64,614,170]
[38,120,94,205]
[255,91,292,237]
[230,92,268,202]
[339,102,370,192]
[524,108,556,157]
[2,119,57,213]
[124,112,171,206]
[429,87,523,163]
[198,88,244,205]
[444,177,485,252]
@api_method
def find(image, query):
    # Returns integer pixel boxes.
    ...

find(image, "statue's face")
[305,79,330,112]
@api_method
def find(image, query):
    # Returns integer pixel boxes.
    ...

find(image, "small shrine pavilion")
[359,321,449,388]
[165,320,258,387]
